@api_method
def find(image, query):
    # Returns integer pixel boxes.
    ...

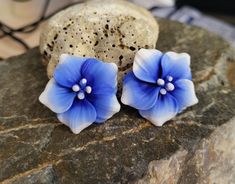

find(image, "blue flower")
[121,49,198,126]
[39,54,120,134]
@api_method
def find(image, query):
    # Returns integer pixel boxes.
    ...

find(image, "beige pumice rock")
[39,0,159,88]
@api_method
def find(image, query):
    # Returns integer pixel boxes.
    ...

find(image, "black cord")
[0,0,51,50]
[0,0,84,52]
[13,0,50,33]
[0,24,30,50]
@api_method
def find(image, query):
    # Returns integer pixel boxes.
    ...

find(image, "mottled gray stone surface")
[0,19,235,184]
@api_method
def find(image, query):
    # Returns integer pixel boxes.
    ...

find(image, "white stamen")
[160,88,167,95]
[157,78,165,86]
[166,83,175,91]
[77,92,85,100]
[72,84,80,92]
[80,78,87,85]
[167,76,173,82]
[85,86,92,94]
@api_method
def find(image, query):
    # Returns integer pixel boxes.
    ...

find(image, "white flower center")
[71,78,92,100]
[166,82,175,91]
[77,92,85,100]
[160,88,167,95]
[157,76,175,95]
[85,86,92,94]
[72,84,80,92]
[80,78,87,86]
[167,75,173,82]
[157,78,165,86]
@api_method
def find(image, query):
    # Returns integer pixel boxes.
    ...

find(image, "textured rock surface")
[1,19,235,183]
[40,0,159,88]
[135,118,235,184]
[181,118,235,184]
[135,149,188,184]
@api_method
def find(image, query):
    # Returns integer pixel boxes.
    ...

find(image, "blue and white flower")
[121,49,198,126]
[39,54,120,134]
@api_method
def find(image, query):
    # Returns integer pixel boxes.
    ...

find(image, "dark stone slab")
[0,18,235,184]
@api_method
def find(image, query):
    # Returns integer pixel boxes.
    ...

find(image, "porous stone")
[1,19,235,184]
[40,0,159,88]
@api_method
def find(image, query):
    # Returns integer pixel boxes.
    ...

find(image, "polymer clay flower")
[121,49,198,126]
[39,54,120,134]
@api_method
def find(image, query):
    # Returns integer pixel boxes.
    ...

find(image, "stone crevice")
[57,121,151,157]
[1,162,60,184]
[0,122,58,135]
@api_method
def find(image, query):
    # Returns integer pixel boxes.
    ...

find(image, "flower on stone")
[121,49,198,126]
[39,54,120,134]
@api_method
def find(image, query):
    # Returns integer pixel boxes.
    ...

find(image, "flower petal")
[81,58,118,94]
[57,99,97,134]
[133,49,163,83]
[121,72,160,110]
[88,93,120,123]
[171,79,198,112]
[39,79,76,113]
[161,52,192,80]
[139,94,179,126]
[54,54,87,87]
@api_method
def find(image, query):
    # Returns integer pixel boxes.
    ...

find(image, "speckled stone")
[1,19,235,184]
[40,0,159,89]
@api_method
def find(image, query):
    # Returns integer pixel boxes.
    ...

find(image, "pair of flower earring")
[39,49,198,134]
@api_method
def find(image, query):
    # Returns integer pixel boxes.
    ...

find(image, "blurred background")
[0,0,234,59]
